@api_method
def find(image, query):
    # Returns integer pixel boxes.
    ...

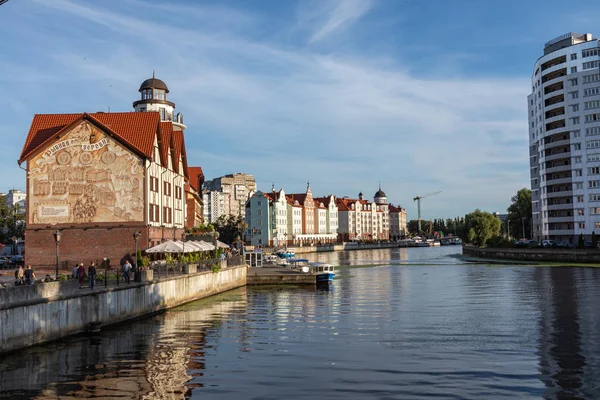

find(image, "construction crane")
[413,191,441,234]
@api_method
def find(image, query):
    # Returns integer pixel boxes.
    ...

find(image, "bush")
[486,236,513,248]
[211,263,221,273]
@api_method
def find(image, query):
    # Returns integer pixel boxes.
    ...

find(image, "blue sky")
[1,0,600,219]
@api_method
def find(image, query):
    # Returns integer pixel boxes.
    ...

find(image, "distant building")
[389,204,407,240]
[529,32,600,242]
[203,173,256,221]
[3,189,26,213]
[337,188,390,241]
[186,167,204,228]
[203,190,229,223]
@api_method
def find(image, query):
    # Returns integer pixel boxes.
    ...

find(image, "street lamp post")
[52,230,61,280]
[507,220,511,240]
[103,257,108,288]
[521,217,526,239]
[133,231,141,281]
[181,231,187,271]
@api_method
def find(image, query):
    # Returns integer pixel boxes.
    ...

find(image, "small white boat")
[309,262,335,284]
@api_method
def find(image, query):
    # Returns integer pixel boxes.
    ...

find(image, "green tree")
[507,188,532,239]
[407,220,420,235]
[464,209,502,246]
[592,231,598,248]
[0,198,26,244]
[213,214,246,244]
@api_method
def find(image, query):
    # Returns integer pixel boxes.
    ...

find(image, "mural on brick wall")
[28,121,145,224]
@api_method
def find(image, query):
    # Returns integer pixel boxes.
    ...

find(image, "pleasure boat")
[309,262,335,284]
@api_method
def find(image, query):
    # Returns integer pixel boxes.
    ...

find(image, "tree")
[592,231,598,248]
[464,209,501,246]
[213,215,246,244]
[407,220,420,235]
[0,197,26,244]
[507,188,532,239]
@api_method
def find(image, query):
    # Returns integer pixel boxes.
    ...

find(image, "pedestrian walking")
[14,265,24,286]
[77,263,86,289]
[88,262,97,289]
[24,265,36,285]
[122,260,132,284]
[72,264,79,280]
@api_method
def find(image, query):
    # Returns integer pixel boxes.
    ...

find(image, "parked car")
[555,241,574,248]
[9,255,24,265]
[542,240,555,248]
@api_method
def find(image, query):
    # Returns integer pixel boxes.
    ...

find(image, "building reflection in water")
[0,288,248,400]
[531,267,600,400]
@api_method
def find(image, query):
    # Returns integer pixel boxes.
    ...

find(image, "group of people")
[72,263,98,289]
[14,265,36,286]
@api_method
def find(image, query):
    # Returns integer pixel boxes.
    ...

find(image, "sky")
[1,0,600,220]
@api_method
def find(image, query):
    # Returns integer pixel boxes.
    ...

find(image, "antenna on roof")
[271,183,275,192]
[108,105,110,113]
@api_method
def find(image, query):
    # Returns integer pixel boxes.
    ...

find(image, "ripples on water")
[2,247,600,399]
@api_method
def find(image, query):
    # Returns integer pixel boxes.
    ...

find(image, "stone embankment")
[0,265,246,354]
[462,245,600,263]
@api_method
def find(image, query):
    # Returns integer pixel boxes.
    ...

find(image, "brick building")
[18,76,196,270]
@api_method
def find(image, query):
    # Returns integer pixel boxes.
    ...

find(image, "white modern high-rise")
[529,32,600,242]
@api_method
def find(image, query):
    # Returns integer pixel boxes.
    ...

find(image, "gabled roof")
[187,167,204,192]
[172,130,189,178]
[19,112,162,164]
[159,121,174,168]
[287,193,307,205]
[313,196,334,207]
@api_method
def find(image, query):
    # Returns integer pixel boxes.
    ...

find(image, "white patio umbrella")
[194,240,216,251]
[174,240,198,253]
[182,241,204,252]
[145,240,184,254]
[216,240,229,249]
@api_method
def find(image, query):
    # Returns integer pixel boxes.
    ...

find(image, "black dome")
[139,77,169,93]
[375,189,386,198]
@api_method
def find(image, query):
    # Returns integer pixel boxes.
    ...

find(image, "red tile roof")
[159,121,173,168]
[19,112,162,163]
[172,130,186,175]
[187,166,204,192]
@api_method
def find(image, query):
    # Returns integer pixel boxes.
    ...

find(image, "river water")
[2,246,600,399]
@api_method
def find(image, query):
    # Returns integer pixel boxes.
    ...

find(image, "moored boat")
[309,262,335,284]
[276,249,295,258]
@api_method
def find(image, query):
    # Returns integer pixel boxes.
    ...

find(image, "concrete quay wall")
[462,245,600,263]
[0,265,247,354]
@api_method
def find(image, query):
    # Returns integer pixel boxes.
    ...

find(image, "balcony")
[545,165,572,174]
[541,55,567,71]
[547,216,575,223]
[545,151,571,162]
[547,203,574,211]
[546,190,573,199]
[545,177,573,185]
[546,119,566,131]
[544,81,564,95]
[544,139,571,150]
[542,67,567,84]
[545,94,565,108]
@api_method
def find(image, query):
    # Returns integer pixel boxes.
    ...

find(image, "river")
[2,246,600,399]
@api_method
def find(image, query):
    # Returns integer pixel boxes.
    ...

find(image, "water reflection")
[531,267,596,399]
[3,248,600,399]
[0,289,248,399]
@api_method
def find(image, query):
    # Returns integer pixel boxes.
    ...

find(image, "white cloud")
[0,0,530,217]
[303,0,375,43]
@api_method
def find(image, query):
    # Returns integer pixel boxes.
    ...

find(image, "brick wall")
[25,226,148,273]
